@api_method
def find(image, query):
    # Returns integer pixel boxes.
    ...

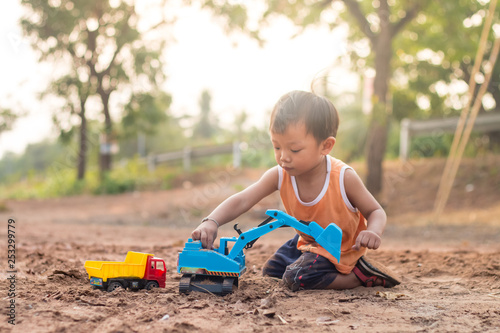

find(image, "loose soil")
[1,155,500,332]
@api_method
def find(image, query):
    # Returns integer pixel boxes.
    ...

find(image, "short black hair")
[269,90,339,143]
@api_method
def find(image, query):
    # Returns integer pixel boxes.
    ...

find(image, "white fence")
[147,141,242,171]
[399,113,500,160]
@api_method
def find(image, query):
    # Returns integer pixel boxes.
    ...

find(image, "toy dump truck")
[177,209,342,295]
[84,251,166,292]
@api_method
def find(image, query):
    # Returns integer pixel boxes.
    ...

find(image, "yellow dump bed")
[84,252,153,282]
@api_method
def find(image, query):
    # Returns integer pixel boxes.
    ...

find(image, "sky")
[0,1,358,159]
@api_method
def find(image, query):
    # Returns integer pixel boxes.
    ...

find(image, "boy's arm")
[191,167,280,249]
[343,169,387,251]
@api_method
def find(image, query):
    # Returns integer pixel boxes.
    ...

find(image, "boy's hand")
[191,220,218,249]
[352,230,381,251]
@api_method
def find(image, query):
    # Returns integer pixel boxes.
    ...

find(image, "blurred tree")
[234,110,248,142]
[46,73,91,179]
[121,90,172,156]
[193,89,219,140]
[0,108,19,210]
[0,140,67,184]
[391,0,499,120]
[0,109,18,135]
[390,0,500,150]
[20,0,171,179]
[122,91,171,137]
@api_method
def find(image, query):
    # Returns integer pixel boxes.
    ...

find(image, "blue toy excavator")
[177,209,343,295]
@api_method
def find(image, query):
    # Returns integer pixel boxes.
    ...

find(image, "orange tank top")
[278,156,367,274]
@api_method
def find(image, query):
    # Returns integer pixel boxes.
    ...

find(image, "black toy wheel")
[221,277,237,296]
[179,275,192,294]
[107,281,123,292]
[145,281,159,290]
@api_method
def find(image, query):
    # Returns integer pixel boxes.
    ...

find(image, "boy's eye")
[274,147,280,151]
[291,149,301,153]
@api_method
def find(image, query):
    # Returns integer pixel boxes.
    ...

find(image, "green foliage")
[117,116,189,160]
[238,126,275,168]
[241,147,275,169]
[409,134,453,159]
[0,156,181,199]
[392,0,500,119]
[0,167,87,199]
[202,0,251,33]
[121,91,172,138]
[93,174,136,195]
[0,109,18,134]
[0,140,68,184]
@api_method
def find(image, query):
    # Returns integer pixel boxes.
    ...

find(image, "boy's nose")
[280,152,291,163]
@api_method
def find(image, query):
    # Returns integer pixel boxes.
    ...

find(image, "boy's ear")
[321,137,336,155]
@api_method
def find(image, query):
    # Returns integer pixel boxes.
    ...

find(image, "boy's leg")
[282,252,340,291]
[262,234,303,278]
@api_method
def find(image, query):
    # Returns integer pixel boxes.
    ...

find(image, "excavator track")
[179,274,238,295]
[221,277,237,296]
[179,275,192,294]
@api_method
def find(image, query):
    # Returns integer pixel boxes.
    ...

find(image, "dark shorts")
[262,234,339,291]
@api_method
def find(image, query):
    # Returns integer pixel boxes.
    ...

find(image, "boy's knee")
[282,264,304,291]
[282,253,339,291]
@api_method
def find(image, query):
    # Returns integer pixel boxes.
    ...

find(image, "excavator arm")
[228,209,342,262]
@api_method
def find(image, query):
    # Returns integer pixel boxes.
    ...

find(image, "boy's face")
[270,121,333,177]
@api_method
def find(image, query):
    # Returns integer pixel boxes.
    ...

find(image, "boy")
[191,90,400,290]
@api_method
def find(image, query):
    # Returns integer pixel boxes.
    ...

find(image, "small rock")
[316,316,332,323]
[316,316,339,325]
[260,297,275,309]
[263,310,275,318]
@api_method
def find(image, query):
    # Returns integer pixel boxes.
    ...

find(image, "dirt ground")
[1,155,500,332]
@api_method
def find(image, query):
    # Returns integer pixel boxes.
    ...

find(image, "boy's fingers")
[200,231,216,249]
[200,230,208,248]
[207,235,214,250]
[370,233,381,249]
[367,238,375,249]
[352,235,363,250]
[352,231,374,250]
[191,229,201,240]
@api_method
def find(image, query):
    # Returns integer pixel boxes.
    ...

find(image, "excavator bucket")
[314,223,343,262]
[265,210,343,263]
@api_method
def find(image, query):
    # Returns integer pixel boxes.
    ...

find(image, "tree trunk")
[365,107,389,194]
[77,102,87,180]
[99,92,112,174]
[365,2,392,195]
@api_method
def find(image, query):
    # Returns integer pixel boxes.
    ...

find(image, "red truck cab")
[145,256,167,288]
